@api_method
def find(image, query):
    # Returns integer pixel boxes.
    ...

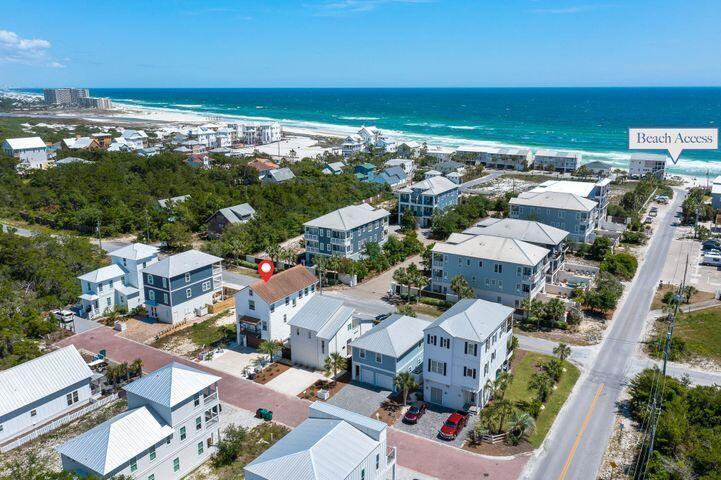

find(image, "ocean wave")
[338,116,380,121]
[404,122,446,128]
[172,103,202,108]
[448,125,482,130]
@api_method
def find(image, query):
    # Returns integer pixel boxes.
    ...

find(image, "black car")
[403,401,427,424]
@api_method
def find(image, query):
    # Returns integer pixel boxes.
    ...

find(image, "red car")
[403,401,427,424]
[439,411,469,440]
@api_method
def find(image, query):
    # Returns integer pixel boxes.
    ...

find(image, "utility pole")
[96,219,102,251]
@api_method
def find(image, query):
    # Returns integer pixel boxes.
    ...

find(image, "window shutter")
[464,342,468,355]
[474,344,478,356]
[473,369,477,379]
[443,363,447,376]
[463,366,467,376]
[428,359,431,371]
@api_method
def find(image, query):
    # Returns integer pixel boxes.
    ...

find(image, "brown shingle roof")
[250,265,317,304]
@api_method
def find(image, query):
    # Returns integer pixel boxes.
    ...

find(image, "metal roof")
[56,407,173,476]
[304,203,390,231]
[267,167,296,182]
[433,233,549,266]
[398,175,458,195]
[530,180,596,198]
[288,295,354,339]
[77,264,125,283]
[157,195,190,208]
[217,203,256,224]
[467,218,569,247]
[629,153,668,162]
[510,191,597,212]
[0,345,93,417]
[109,243,159,261]
[55,156,92,166]
[426,299,513,342]
[534,149,580,159]
[3,136,46,150]
[350,314,429,358]
[122,362,220,407]
[142,249,222,278]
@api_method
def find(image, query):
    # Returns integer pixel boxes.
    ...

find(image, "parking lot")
[393,397,479,448]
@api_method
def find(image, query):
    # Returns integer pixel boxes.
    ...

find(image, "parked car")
[644,216,653,224]
[438,411,469,440]
[51,309,75,323]
[655,195,670,204]
[403,401,427,424]
[702,239,721,251]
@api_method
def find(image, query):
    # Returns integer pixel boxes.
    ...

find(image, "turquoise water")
[24,87,721,175]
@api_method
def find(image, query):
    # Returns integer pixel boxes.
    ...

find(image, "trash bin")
[256,408,273,421]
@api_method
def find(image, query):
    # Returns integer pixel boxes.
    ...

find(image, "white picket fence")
[0,394,119,453]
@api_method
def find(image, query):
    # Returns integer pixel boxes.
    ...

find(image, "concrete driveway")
[327,381,392,416]
[201,345,263,377]
[394,402,478,448]
[265,367,326,396]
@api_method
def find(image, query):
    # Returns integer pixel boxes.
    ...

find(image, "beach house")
[582,160,613,177]
[304,203,390,263]
[143,250,223,324]
[235,265,319,343]
[454,146,532,171]
[206,203,256,238]
[370,166,408,188]
[341,134,365,157]
[121,129,149,150]
[423,299,514,411]
[532,149,581,173]
[528,178,611,221]
[629,153,667,179]
[262,167,296,184]
[0,345,93,445]
[245,402,396,480]
[322,161,345,175]
[350,314,428,391]
[384,158,415,177]
[396,176,459,228]
[57,362,221,480]
[509,191,599,243]
[2,136,48,170]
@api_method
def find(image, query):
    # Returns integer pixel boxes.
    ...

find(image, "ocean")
[23,87,721,176]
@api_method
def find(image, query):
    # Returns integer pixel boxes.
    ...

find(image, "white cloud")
[0,29,63,67]
[309,0,432,16]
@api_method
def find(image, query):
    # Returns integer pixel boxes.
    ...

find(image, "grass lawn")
[674,306,721,362]
[505,351,580,448]
[651,285,715,310]
[409,303,445,317]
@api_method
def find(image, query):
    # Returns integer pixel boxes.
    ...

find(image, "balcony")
[330,237,350,246]
[206,415,219,428]
[204,391,218,405]
[305,234,319,242]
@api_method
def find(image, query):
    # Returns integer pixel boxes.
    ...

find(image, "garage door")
[360,367,375,385]
[376,373,394,391]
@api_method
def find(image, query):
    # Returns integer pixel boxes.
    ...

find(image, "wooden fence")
[0,394,119,453]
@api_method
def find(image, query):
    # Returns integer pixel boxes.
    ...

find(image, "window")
[304,287,309,295]
[163,293,169,304]
[30,409,37,417]
[185,273,191,283]
[248,300,255,311]
[180,427,186,440]
[484,363,489,375]
[428,359,446,375]
[148,475,155,480]
[283,314,287,323]
[478,260,483,268]
[197,441,204,455]
[375,352,382,363]
[270,303,275,313]
[202,281,211,292]
[464,342,478,356]
[194,394,200,407]
[491,351,496,362]
[148,290,155,301]
[186,288,192,299]
[162,277,167,288]
[106,297,112,307]
[173,458,180,472]
[426,334,437,346]
[494,263,503,273]
[149,445,156,460]
[376,453,380,469]
[195,417,202,430]
[321,341,325,354]
[130,459,137,472]
[66,390,79,406]
[249,289,253,297]
[285,297,290,306]
[262,321,268,331]
[147,275,154,285]
[440,337,450,348]
[292,298,297,307]
[361,469,365,480]
[0,424,3,432]
[359,349,366,359]
[463,367,477,379]
[308,331,311,339]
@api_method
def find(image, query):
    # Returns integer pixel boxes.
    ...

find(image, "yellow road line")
[558,383,604,480]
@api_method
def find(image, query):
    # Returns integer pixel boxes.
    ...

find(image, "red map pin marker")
[258,259,274,282]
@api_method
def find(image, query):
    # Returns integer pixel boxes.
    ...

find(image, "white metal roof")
[629,153,668,162]
[304,203,389,231]
[0,345,93,417]
[288,295,354,340]
[122,362,220,407]
[3,136,46,150]
[77,264,125,283]
[467,218,569,246]
[510,191,597,212]
[530,180,596,197]
[56,407,173,476]
[433,233,549,266]
[425,298,513,342]
[534,149,580,160]
[398,175,458,195]
[142,249,221,278]
[350,314,429,358]
[109,243,159,261]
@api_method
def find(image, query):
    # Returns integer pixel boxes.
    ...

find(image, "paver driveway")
[394,402,478,448]
[327,380,392,416]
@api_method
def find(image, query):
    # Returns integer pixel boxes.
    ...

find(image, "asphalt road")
[523,189,686,480]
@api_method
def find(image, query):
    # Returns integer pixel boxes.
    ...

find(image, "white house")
[423,299,514,411]
[187,127,217,149]
[384,158,415,177]
[0,345,93,444]
[2,136,48,170]
[58,362,221,480]
[110,243,160,303]
[121,129,149,150]
[341,134,364,157]
[288,294,359,370]
[235,265,319,343]
[245,402,396,480]
[629,153,667,179]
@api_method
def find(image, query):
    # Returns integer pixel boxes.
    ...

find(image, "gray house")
[430,233,549,309]
[349,314,429,391]
[509,191,598,244]
[529,179,610,222]
[304,203,390,263]
[58,362,221,480]
[464,218,569,282]
[396,176,459,228]
[262,167,296,184]
[206,203,256,238]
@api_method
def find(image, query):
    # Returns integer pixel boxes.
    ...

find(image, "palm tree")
[394,371,419,405]
[528,372,554,403]
[485,371,513,401]
[314,255,328,291]
[392,267,411,303]
[545,299,566,323]
[323,352,347,381]
[265,243,281,264]
[543,358,563,382]
[258,340,282,363]
[450,275,475,299]
[509,411,536,439]
[130,358,144,378]
[491,399,516,434]
[682,285,697,304]
[553,343,572,362]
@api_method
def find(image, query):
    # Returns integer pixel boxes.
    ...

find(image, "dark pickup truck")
[438,411,469,440]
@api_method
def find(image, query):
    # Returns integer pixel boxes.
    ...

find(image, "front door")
[430,386,442,404]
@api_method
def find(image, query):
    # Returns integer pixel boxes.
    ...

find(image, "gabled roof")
[78,264,125,283]
[288,295,354,339]
[267,167,296,182]
[157,194,190,208]
[510,191,597,212]
[425,299,513,342]
[398,175,458,195]
[56,407,173,476]
[534,149,580,160]
[122,129,148,139]
[583,160,612,170]
[434,160,465,173]
[384,158,413,167]
[216,203,256,224]
[630,153,668,162]
[55,156,92,166]
[109,243,159,261]
[432,233,549,266]
[249,265,317,305]
[323,161,345,173]
[530,180,596,198]
[304,203,390,231]
[3,136,46,150]
[143,249,221,278]
[466,218,569,247]
[0,345,93,417]
[248,158,279,172]
[350,314,429,358]
[123,362,220,407]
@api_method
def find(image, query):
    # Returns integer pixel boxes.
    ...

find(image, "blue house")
[349,314,429,391]
[353,163,375,181]
[370,166,407,188]
[143,250,223,324]
[304,203,390,263]
[396,176,459,228]
[509,191,598,244]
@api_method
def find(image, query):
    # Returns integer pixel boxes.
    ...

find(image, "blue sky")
[2,0,720,87]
